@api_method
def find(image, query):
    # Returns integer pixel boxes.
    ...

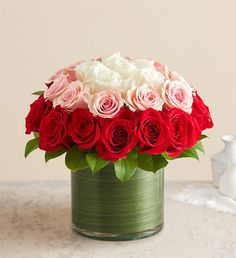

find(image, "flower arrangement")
[25,53,213,181]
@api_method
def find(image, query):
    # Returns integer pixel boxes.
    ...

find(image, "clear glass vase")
[71,163,164,241]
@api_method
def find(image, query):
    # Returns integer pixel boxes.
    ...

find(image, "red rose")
[45,81,53,88]
[25,95,52,134]
[117,107,137,121]
[167,108,201,157]
[191,92,213,131]
[39,106,70,151]
[96,118,137,161]
[68,108,100,149]
[137,108,170,155]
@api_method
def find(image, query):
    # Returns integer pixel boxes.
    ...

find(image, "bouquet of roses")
[25,53,213,181]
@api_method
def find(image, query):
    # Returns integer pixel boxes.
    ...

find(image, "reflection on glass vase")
[211,135,236,187]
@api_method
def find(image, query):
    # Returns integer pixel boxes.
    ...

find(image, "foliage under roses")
[25,53,214,182]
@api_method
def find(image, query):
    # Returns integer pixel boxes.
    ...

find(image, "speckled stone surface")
[0,181,235,258]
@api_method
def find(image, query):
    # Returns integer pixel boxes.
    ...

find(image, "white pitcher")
[211,134,236,187]
[219,164,236,200]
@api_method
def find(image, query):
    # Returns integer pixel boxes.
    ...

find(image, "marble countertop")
[0,181,235,258]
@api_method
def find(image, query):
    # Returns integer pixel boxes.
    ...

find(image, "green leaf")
[65,145,88,172]
[32,90,44,96]
[194,141,205,154]
[163,145,200,160]
[25,138,39,158]
[176,147,199,160]
[138,153,168,173]
[114,150,138,182]
[86,153,109,174]
[162,152,174,160]
[33,132,39,138]
[199,134,208,140]
[45,149,66,163]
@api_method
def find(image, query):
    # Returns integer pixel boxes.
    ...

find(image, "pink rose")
[154,61,166,71]
[154,61,168,78]
[167,71,185,81]
[125,83,164,112]
[49,63,78,82]
[44,74,70,101]
[53,81,88,112]
[162,80,193,114]
[88,90,123,118]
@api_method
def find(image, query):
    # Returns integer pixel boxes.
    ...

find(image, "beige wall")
[0,0,235,181]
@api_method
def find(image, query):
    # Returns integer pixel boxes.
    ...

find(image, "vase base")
[72,223,164,241]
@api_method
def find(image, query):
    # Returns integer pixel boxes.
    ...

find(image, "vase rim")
[222,134,236,143]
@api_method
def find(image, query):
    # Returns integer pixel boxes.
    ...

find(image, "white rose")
[132,58,165,89]
[84,62,123,93]
[75,60,95,81]
[140,68,165,89]
[102,52,138,79]
[131,58,155,69]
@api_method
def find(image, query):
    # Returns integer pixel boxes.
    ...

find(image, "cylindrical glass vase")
[71,163,164,241]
